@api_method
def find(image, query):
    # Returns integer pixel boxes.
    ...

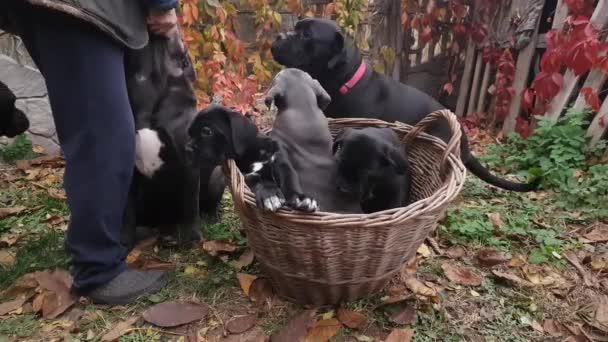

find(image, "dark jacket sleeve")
[142,0,179,11]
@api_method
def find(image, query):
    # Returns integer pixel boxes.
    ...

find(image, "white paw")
[135,128,164,178]
[263,195,284,212]
[294,197,318,212]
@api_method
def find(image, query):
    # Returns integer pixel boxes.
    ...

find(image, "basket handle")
[402,109,462,178]
[224,159,248,213]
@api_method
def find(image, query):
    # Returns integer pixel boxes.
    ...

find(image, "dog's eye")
[200,127,213,137]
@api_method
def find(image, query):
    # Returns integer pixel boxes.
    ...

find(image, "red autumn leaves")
[524,11,608,115]
[493,50,516,121]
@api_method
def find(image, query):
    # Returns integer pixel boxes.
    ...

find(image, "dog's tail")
[460,133,541,192]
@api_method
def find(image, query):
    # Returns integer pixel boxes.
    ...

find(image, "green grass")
[0,135,39,163]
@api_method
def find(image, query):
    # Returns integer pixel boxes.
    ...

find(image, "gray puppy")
[260,68,361,214]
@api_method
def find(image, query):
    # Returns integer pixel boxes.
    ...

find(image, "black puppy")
[185,105,283,211]
[263,68,361,214]
[122,29,224,248]
[271,18,541,192]
[0,79,29,138]
[333,127,411,213]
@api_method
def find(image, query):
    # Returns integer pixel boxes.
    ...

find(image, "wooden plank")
[455,38,476,117]
[586,96,608,147]
[502,25,542,133]
[468,51,483,115]
[551,0,569,31]
[477,62,492,113]
[573,71,607,112]
[546,0,608,122]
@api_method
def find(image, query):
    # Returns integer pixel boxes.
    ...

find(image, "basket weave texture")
[225,109,467,305]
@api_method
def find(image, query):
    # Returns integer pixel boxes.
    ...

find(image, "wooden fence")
[455,0,608,147]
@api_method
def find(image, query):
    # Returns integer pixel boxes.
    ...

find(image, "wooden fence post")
[477,62,492,113]
[455,39,476,117]
[467,51,483,115]
[586,97,608,147]
[545,0,608,122]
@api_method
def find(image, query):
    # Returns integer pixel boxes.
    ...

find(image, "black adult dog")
[185,105,282,211]
[271,18,540,192]
[122,29,224,248]
[263,68,361,213]
[0,79,29,138]
[333,127,411,213]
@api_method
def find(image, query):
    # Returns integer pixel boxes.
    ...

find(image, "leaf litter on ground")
[385,328,414,342]
[441,262,483,286]
[270,309,317,342]
[304,317,342,342]
[142,301,209,327]
[337,308,366,329]
[230,248,255,270]
[100,315,140,341]
[226,314,258,334]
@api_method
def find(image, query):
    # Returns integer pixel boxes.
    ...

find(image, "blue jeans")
[6,3,135,292]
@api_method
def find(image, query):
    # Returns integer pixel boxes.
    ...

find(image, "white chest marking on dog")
[135,128,164,178]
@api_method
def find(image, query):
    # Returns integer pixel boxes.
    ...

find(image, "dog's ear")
[382,146,408,175]
[308,78,331,110]
[327,32,346,69]
[227,109,259,157]
[264,83,286,109]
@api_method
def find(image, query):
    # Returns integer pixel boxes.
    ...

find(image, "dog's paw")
[288,194,318,212]
[254,186,285,212]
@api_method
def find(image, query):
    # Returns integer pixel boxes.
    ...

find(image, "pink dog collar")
[339,62,366,95]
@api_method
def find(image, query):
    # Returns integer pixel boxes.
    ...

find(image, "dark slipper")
[86,268,168,305]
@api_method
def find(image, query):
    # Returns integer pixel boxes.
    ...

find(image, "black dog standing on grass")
[271,18,541,192]
[333,127,411,213]
[0,79,30,138]
[122,29,225,249]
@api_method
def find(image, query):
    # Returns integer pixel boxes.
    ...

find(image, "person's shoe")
[86,269,168,305]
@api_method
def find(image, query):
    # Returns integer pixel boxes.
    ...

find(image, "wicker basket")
[225,109,467,305]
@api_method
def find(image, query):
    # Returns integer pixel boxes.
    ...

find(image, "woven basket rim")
[225,110,467,224]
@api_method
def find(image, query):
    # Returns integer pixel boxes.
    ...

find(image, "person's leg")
[13,4,167,303]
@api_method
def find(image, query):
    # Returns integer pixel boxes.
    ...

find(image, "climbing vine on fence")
[522,0,607,122]
[178,0,284,113]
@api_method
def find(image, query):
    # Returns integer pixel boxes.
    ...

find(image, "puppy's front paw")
[288,194,318,212]
[254,186,285,213]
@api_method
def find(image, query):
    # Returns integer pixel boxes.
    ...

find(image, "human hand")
[147,8,178,37]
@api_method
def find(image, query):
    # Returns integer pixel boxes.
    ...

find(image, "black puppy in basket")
[333,127,412,213]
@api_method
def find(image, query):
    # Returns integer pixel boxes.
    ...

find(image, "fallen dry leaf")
[531,320,544,333]
[385,328,414,342]
[596,303,608,330]
[132,256,175,270]
[101,316,139,341]
[47,188,67,200]
[584,224,608,242]
[416,243,432,258]
[249,277,274,304]
[0,297,28,316]
[523,266,568,288]
[230,249,255,270]
[35,269,76,319]
[543,319,565,337]
[487,212,504,230]
[270,309,317,342]
[508,254,527,267]
[404,277,437,297]
[15,156,64,171]
[222,326,266,342]
[441,262,483,286]
[226,314,258,334]
[0,250,16,267]
[389,303,417,325]
[202,240,237,256]
[0,206,26,219]
[142,301,209,327]
[337,309,366,329]
[400,257,419,278]
[0,234,18,247]
[476,248,509,268]
[492,270,534,288]
[445,246,466,259]
[591,254,608,271]
[237,273,258,297]
[304,318,342,342]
